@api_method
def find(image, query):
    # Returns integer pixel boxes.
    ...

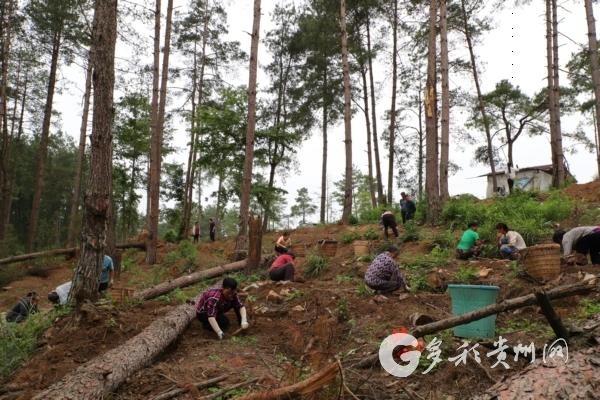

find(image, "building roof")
[475,164,555,178]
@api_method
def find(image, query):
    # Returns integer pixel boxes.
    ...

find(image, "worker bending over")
[195,278,249,339]
[275,231,292,254]
[270,252,296,282]
[381,210,399,239]
[456,222,482,260]
[554,226,600,265]
[364,245,407,294]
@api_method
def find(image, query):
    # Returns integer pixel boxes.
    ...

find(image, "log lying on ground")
[473,345,600,400]
[151,374,229,400]
[136,259,247,301]
[0,242,146,266]
[234,362,339,400]
[33,304,196,400]
[355,279,598,368]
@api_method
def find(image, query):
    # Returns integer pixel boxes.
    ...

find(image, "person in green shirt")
[456,222,482,260]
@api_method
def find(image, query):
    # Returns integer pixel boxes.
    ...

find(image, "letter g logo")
[378,333,422,378]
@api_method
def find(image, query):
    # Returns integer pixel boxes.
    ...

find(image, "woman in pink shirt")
[270,252,296,281]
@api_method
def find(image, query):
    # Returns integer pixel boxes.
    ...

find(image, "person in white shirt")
[496,223,526,259]
[553,226,600,264]
[48,281,72,305]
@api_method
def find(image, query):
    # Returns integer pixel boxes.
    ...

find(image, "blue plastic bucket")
[447,284,500,338]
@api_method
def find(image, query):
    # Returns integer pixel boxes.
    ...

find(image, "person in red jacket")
[269,252,297,282]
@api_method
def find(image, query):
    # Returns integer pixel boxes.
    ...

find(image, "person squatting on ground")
[275,231,291,254]
[5,291,39,323]
[553,226,600,265]
[269,252,296,282]
[381,210,399,239]
[496,223,527,259]
[99,255,114,292]
[209,218,216,242]
[400,192,417,223]
[48,281,72,305]
[195,278,249,340]
[193,222,201,243]
[364,245,407,294]
[456,222,482,260]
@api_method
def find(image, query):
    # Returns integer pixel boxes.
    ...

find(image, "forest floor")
[2,182,600,399]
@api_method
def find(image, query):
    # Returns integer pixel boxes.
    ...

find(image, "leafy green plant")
[341,231,362,244]
[163,229,178,243]
[407,273,429,292]
[336,298,350,322]
[304,253,328,277]
[164,240,197,273]
[401,221,420,243]
[356,282,374,297]
[452,265,478,283]
[349,215,359,225]
[336,274,354,284]
[406,246,452,271]
[357,254,373,263]
[363,228,380,241]
[431,230,455,249]
[579,298,600,318]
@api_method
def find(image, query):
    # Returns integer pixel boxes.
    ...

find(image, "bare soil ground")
[2,223,600,399]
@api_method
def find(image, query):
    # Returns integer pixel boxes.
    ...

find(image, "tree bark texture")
[68,0,117,307]
[585,0,600,175]
[550,0,565,187]
[366,15,384,205]
[387,0,398,205]
[425,0,440,223]
[237,0,261,245]
[32,304,196,400]
[27,29,62,251]
[247,215,262,269]
[320,72,328,224]
[439,0,450,202]
[339,0,353,224]
[146,0,162,264]
[67,59,93,248]
[361,67,377,208]
[136,260,246,301]
[460,0,497,195]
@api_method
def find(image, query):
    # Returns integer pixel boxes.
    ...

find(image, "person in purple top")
[364,245,407,294]
[195,277,248,339]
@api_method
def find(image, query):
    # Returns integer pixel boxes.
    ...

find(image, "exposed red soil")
[564,179,600,203]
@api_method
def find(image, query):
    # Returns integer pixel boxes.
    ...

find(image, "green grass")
[579,298,600,318]
[497,318,552,337]
[336,298,350,322]
[363,228,380,241]
[356,282,374,297]
[401,221,420,243]
[304,253,328,277]
[336,274,355,284]
[452,265,479,283]
[407,274,429,292]
[405,246,452,271]
[0,307,71,379]
[341,231,362,244]
[357,254,373,263]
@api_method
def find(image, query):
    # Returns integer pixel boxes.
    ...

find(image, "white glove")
[241,321,249,330]
[217,331,224,340]
[240,307,249,330]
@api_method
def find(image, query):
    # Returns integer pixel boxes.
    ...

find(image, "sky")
[52,0,599,223]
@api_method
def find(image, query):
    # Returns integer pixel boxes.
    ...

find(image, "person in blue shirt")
[99,255,114,292]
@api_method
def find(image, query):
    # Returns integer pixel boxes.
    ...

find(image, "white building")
[478,164,573,198]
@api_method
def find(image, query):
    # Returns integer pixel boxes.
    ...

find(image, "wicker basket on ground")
[353,240,370,257]
[110,286,135,303]
[317,239,338,257]
[520,244,561,281]
[290,243,308,257]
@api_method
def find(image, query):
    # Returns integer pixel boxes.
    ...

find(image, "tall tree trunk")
[417,81,424,201]
[340,0,353,224]
[361,67,377,208]
[460,0,497,194]
[236,0,261,253]
[148,0,174,264]
[387,0,398,205]
[27,29,62,251]
[67,58,93,247]
[439,0,450,202]
[550,0,565,186]
[69,0,117,306]
[366,15,384,205]
[320,79,328,224]
[585,0,600,175]
[262,162,277,232]
[425,0,440,223]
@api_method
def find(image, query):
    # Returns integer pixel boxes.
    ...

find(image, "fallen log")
[355,279,597,368]
[202,378,259,400]
[0,242,146,266]
[234,362,339,400]
[151,374,229,400]
[32,304,196,400]
[136,259,247,301]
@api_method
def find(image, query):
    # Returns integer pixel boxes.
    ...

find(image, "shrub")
[163,229,178,243]
[304,253,328,277]
[341,231,362,244]
[452,265,478,283]
[431,229,455,249]
[406,246,452,271]
[164,240,198,273]
[401,221,420,243]
[363,228,379,241]
[349,215,359,225]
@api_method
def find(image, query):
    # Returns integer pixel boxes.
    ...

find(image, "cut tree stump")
[136,260,247,301]
[32,304,196,400]
[0,242,145,266]
[234,362,339,400]
[355,279,598,368]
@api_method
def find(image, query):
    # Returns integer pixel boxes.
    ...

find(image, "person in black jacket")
[209,218,216,242]
[6,292,39,323]
[400,192,417,223]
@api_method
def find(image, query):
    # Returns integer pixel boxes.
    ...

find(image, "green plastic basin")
[447,284,500,338]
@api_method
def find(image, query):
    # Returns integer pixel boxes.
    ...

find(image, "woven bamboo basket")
[290,243,308,257]
[317,240,338,257]
[110,286,135,303]
[353,240,370,257]
[520,244,561,281]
